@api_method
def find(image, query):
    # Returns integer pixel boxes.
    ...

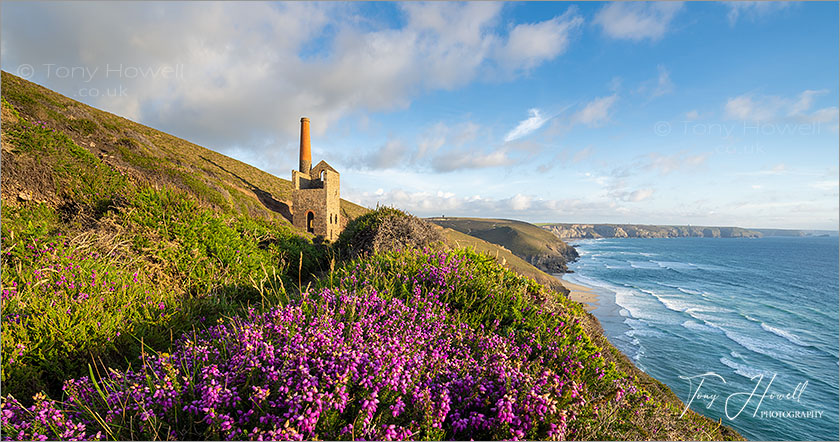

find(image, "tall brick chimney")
[299,117,311,173]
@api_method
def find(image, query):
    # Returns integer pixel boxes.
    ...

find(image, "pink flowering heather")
[2,248,646,441]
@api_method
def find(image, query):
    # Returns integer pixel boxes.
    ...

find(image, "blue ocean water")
[562,236,839,441]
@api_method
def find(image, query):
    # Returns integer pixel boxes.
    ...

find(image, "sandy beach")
[558,278,600,312]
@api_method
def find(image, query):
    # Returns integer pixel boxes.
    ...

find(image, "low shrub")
[335,207,443,259]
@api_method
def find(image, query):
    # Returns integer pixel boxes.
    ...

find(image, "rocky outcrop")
[527,253,571,274]
[524,241,580,274]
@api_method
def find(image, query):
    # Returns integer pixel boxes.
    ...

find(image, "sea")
[561,236,839,441]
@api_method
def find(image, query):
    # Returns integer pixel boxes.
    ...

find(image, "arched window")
[306,211,315,233]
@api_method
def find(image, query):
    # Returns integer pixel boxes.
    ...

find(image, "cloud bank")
[1,2,583,174]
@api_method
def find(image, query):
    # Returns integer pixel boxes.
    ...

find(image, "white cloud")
[573,94,618,127]
[645,151,709,174]
[724,90,838,123]
[451,122,480,146]
[626,188,655,202]
[808,108,840,125]
[735,163,789,177]
[726,1,791,26]
[572,146,593,163]
[724,95,783,121]
[810,180,839,191]
[432,148,510,172]
[652,64,674,97]
[341,118,520,173]
[504,108,549,142]
[355,139,411,170]
[685,109,700,120]
[509,193,532,211]
[611,150,709,178]
[414,122,449,160]
[348,187,640,221]
[594,2,684,42]
[496,8,584,72]
[770,163,787,174]
[789,89,826,115]
[348,180,836,229]
[409,120,485,165]
[1,2,582,174]
[636,64,674,99]
[608,76,623,92]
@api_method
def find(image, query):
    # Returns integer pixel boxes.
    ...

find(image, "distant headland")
[538,223,837,239]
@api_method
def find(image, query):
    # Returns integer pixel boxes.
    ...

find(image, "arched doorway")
[306,211,315,233]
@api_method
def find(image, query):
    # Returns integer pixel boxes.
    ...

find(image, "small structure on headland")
[291,117,342,241]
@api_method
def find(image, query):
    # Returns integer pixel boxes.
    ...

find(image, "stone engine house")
[291,117,342,241]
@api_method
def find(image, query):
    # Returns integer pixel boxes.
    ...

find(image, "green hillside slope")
[434,225,569,294]
[428,217,579,273]
[1,72,367,224]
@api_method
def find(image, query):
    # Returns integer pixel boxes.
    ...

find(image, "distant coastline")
[540,223,837,240]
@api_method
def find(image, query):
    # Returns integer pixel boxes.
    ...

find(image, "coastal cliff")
[427,217,579,273]
[541,223,762,239]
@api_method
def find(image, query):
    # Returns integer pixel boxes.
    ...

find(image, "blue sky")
[2,1,838,229]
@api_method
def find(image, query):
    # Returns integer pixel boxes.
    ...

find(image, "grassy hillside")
[0,72,566,301]
[427,217,579,274]
[1,74,740,440]
[0,71,351,401]
[435,226,569,294]
[0,71,367,224]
